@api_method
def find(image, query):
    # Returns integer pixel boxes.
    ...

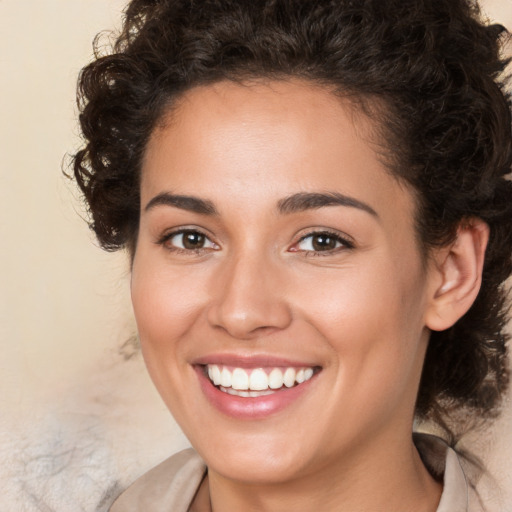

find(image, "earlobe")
[425,220,489,332]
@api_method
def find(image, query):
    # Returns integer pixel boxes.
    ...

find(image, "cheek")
[295,255,425,337]
[131,257,206,342]
[130,257,208,421]
[130,255,211,399]
[291,255,428,395]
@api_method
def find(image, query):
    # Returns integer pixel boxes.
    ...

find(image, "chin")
[190,425,319,484]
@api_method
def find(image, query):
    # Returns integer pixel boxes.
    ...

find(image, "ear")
[424,220,489,332]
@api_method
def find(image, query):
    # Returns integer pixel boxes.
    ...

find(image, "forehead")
[154,80,377,160]
[142,79,416,224]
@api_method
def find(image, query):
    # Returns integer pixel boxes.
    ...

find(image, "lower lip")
[195,366,317,419]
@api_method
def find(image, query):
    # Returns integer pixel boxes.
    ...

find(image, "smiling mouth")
[204,364,319,397]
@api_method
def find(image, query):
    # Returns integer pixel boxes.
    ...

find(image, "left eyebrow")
[144,192,218,215]
[277,192,378,217]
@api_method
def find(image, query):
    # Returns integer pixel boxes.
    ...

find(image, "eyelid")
[155,226,353,255]
[289,228,355,254]
[156,227,219,252]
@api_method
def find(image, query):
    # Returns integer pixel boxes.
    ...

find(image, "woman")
[72,0,512,510]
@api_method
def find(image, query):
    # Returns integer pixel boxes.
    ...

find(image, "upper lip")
[191,353,321,368]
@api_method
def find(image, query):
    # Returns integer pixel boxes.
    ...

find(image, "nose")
[206,252,293,340]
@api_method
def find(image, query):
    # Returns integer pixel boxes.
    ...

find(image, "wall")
[0,2,189,510]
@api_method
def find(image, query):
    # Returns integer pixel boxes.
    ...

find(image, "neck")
[194,431,442,512]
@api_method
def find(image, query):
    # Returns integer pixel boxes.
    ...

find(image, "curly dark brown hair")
[72,0,512,433]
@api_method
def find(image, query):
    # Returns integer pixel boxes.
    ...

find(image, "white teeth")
[248,390,274,397]
[220,367,232,388]
[249,369,268,390]
[221,386,275,397]
[209,365,222,385]
[206,364,316,393]
[231,368,249,390]
[268,368,284,389]
[283,368,296,388]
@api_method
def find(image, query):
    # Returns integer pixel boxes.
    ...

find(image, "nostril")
[205,258,293,338]
[210,319,289,341]
[207,301,292,340]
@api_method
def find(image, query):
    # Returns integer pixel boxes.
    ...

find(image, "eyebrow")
[144,192,218,215]
[277,192,378,217]
[144,190,378,218]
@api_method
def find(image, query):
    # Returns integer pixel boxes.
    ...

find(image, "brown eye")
[182,231,206,249]
[311,234,338,251]
[294,231,353,253]
[162,230,218,252]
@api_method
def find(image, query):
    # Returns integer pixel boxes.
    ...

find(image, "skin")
[130,79,486,511]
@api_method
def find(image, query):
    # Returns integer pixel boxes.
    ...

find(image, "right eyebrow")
[144,192,218,215]
[277,191,378,218]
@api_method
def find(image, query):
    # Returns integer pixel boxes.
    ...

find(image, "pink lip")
[194,363,319,420]
[192,353,318,369]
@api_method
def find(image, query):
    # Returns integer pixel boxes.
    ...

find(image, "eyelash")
[156,229,218,255]
[292,230,355,256]
[157,227,354,257]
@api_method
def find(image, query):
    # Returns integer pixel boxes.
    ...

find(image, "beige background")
[1,1,511,510]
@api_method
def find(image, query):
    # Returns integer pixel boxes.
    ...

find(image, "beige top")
[110,434,480,512]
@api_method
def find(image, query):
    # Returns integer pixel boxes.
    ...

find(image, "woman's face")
[131,80,437,484]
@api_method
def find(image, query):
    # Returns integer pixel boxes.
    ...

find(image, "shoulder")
[109,448,206,512]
